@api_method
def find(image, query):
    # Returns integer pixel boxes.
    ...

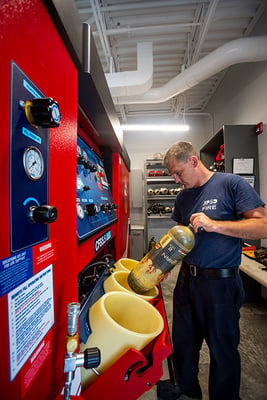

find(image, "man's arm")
[190,207,267,240]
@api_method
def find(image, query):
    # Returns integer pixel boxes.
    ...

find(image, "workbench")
[240,254,267,289]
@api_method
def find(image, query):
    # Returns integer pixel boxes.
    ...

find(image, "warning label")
[8,264,54,380]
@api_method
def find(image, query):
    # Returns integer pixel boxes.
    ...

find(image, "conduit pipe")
[111,36,267,104]
[105,42,153,97]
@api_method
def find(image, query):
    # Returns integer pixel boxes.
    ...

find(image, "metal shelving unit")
[144,159,181,251]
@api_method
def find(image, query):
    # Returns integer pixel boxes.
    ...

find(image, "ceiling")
[74,0,267,123]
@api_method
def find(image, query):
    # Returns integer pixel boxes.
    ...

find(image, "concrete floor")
[139,268,267,400]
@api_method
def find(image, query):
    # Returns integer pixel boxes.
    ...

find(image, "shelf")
[144,159,178,250]
[147,214,172,219]
[146,177,174,182]
[146,158,163,165]
[147,195,176,200]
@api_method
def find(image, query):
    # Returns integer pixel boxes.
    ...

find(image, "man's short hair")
[163,141,199,166]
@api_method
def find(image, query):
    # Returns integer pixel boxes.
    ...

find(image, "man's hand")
[190,212,214,232]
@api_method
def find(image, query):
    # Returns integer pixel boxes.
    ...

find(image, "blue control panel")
[76,136,117,241]
[9,62,49,253]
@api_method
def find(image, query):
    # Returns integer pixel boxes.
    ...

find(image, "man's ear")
[190,156,198,168]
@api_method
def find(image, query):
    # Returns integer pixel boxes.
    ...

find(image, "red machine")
[0,1,172,400]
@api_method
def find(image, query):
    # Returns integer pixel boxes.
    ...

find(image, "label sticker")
[0,249,32,297]
[8,264,54,380]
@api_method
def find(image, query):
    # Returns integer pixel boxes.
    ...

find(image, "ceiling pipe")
[111,36,267,105]
[105,42,153,97]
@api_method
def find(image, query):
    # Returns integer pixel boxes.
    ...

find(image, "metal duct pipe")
[105,42,153,97]
[112,36,267,104]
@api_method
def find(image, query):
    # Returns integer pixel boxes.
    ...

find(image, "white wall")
[205,8,267,246]
[124,114,212,170]
[124,114,212,226]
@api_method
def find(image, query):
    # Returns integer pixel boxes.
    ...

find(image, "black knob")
[100,204,107,212]
[85,203,98,216]
[77,155,85,165]
[29,205,58,223]
[83,161,96,172]
[83,185,90,192]
[83,347,101,370]
[90,165,97,172]
[21,97,61,128]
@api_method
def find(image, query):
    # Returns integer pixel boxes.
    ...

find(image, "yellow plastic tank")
[80,291,164,389]
[104,270,158,301]
[112,257,139,272]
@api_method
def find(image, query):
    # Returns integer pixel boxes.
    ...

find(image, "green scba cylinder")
[128,225,195,294]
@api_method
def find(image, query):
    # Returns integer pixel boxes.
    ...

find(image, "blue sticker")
[23,79,41,98]
[0,249,33,297]
[22,127,42,144]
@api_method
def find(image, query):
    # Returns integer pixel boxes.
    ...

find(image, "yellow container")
[113,257,139,272]
[80,291,164,389]
[104,270,158,301]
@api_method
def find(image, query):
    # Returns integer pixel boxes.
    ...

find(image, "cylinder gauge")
[23,146,44,181]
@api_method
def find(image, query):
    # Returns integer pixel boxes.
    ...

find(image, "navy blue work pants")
[172,265,245,400]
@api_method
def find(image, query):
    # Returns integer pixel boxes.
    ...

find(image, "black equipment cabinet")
[200,125,259,193]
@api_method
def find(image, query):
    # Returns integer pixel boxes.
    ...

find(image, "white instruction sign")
[8,264,54,380]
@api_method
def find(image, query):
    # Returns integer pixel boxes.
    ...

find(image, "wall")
[125,114,211,226]
[124,114,212,170]
[205,8,267,247]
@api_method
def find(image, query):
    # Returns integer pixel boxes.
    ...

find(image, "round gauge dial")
[23,146,44,181]
[77,204,85,220]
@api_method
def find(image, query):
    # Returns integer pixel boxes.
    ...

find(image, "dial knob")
[83,161,96,171]
[106,203,112,211]
[29,205,58,223]
[83,347,101,370]
[100,204,108,212]
[21,97,61,128]
[85,203,98,216]
[77,155,85,165]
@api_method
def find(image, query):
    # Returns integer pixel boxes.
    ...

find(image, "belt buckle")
[190,265,197,277]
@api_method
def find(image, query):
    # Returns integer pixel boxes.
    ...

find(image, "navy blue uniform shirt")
[172,172,264,268]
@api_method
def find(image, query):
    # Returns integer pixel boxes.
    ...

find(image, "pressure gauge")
[23,146,44,181]
[76,204,85,220]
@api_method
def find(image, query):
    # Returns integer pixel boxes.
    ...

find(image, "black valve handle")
[83,347,101,370]
[29,205,58,224]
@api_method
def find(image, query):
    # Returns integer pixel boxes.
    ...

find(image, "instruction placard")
[0,249,32,297]
[8,264,54,380]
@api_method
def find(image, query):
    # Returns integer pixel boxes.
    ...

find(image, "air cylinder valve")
[63,303,100,400]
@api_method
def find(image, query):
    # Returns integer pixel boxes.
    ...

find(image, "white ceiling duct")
[111,36,267,105]
[105,42,153,97]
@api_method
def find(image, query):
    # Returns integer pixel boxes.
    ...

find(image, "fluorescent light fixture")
[121,124,189,132]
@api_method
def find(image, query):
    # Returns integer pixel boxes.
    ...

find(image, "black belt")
[182,262,239,278]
